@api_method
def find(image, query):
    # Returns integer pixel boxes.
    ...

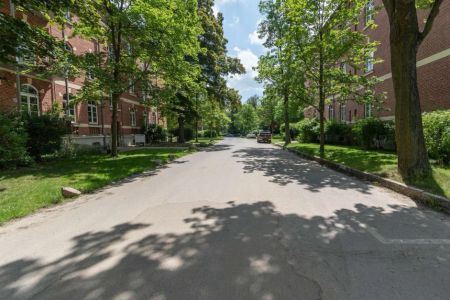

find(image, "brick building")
[0,0,166,146]
[307,0,450,122]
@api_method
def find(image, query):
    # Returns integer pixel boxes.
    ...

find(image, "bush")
[202,129,217,138]
[0,113,31,168]
[145,124,167,143]
[24,114,67,160]
[297,119,320,143]
[280,123,301,140]
[324,121,352,145]
[170,127,194,142]
[422,110,450,164]
[352,118,395,150]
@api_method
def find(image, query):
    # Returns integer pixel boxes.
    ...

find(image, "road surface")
[1,138,449,300]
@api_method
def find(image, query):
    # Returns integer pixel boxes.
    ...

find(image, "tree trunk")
[318,37,325,157]
[388,3,431,180]
[319,100,325,157]
[283,91,291,146]
[195,118,199,143]
[178,116,185,144]
[111,92,119,157]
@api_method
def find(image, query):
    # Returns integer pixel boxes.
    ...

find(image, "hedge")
[0,113,31,168]
[294,110,450,165]
[422,110,450,164]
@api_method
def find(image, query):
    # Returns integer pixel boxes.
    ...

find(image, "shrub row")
[294,110,450,164]
[169,127,194,142]
[144,124,168,143]
[0,113,67,168]
[198,130,218,138]
[422,110,450,164]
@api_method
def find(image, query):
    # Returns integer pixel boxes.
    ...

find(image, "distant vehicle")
[225,133,234,137]
[257,131,272,143]
[246,133,257,139]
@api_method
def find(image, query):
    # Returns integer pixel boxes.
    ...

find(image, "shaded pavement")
[0,138,449,299]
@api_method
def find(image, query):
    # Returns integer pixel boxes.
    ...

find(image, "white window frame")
[365,0,375,26]
[340,103,347,122]
[128,78,135,95]
[88,101,98,124]
[130,108,136,127]
[63,93,76,120]
[365,51,374,73]
[328,105,334,121]
[20,84,40,116]
[365,103,373,118]
[143,111,148,127]
[86,68,94,80]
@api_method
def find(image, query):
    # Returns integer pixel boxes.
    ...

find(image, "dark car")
[257,131,272,143]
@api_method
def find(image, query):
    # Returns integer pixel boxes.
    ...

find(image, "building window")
[365,51,374,73]
[63,93,75,119]
[20,85,39,116]
[143,111,148,127]
[16,53,36,66]
[365,103,372,118]
[88,101,98,124]
[64,9,72,23]
[365,0,375,26]
[107,45,114,60]
[130,108,136,127]
[86,68,94,80]
[328,105,334,121]
[128,78,135,94]
[340,103,347,122]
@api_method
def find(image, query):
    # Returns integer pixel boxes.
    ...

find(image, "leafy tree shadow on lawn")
[1,201,449,299]
[0,150,187,183]
[233,147,372,194]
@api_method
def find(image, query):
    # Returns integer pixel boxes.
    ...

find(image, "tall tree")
[246,95,261,109]
[381,0,443,180]
[258,0,293,146]
[258,89,279,132]
[74,0,201,156]
[197,1,244,105]
[285,0,380,156]
[235,104,259,135]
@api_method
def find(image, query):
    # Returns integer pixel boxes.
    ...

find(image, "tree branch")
[418,0,444,44]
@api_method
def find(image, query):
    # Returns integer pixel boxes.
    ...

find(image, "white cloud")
[212,5,219,17]
[233,46,258,77]
[249,31,265,46]
[227,16,240,27]
[226,47,263,99]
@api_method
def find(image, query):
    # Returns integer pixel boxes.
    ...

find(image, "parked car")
[246,133,257,138]
[257,131,272,143]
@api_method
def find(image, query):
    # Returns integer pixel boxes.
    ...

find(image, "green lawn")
[276,142,450,198]
[0,149,191,224]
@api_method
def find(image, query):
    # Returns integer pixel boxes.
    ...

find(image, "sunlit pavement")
[1,138,449,300]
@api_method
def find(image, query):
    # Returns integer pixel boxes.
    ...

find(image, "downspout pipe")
[10,0,21,111]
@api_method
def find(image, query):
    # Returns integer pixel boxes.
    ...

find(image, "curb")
[273,143,450,210]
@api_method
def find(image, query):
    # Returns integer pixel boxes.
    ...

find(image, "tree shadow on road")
[1,201,449,299]
[233,147,372,194]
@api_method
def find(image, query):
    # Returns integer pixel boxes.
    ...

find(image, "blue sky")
[213,0,266,102]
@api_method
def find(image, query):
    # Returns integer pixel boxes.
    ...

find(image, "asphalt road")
[1,138,449,300]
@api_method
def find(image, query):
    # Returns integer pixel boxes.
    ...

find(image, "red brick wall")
[0,0,164,136]
[317,0,450,121]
